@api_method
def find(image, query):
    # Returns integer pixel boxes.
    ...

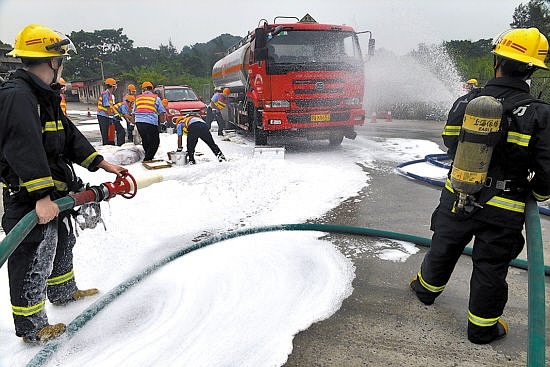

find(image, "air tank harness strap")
[484,177,527,193]
[458,129,501,146]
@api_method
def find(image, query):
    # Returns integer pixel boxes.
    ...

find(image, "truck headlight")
[169,108,180,115]
[344,98,360,105]
[266,100,290,108]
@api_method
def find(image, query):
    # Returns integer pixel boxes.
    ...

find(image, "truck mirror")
[271,26,284,37]
[255,28,267,49]
[368,38,375,56]
[256,47,268,61]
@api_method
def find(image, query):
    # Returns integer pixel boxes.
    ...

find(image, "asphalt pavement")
[284,119,550,366]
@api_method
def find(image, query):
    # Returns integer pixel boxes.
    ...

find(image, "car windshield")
[164,88,198,102]
[267,29,363,65]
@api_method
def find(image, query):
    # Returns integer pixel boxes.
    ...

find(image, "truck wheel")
[329,133,344,146]
[254,107,268,146]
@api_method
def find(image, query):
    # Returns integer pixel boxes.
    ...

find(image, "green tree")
[444,39,494,82]
[510,0,550,36]
[63,29,134,80]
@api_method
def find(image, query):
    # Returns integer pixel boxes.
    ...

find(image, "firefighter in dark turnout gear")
[410,28,550,344]
[0,24,127,344]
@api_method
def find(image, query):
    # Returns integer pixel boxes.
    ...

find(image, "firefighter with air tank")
[410,28,550,344]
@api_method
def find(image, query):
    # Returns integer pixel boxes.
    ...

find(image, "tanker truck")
[211,14,373,146]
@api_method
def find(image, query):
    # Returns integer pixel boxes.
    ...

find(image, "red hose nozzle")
[102,172,137,199]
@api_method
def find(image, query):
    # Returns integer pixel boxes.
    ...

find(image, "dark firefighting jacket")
[440,77,550,230]
[0,69,104,219]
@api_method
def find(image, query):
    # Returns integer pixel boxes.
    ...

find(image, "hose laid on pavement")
[525,198,546,366]
[27,218,547,366]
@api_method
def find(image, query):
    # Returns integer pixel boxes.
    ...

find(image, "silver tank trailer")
[212,42,250,91]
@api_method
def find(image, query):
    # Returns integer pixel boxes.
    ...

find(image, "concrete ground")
[283,120,550,366]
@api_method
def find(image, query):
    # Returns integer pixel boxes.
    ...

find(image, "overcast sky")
[0,0,525,55]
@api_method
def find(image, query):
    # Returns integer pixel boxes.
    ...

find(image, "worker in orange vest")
[205,87,230,136]
[113,95,135,144]
[174,113,226,164]
[97,77,117,145]
[134,81,167,161]
[58,77,67,116]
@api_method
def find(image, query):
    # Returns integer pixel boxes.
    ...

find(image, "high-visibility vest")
[211,92,227,110]
[176,115,202,135]
[60,93,67,115]
[134,94,158,114]
[113,102,124,118]
[97,89,113,114]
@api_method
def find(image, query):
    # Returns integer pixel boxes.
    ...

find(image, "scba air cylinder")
[451,95,503,195]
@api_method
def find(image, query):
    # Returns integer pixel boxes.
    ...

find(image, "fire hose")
[0,172,137,269]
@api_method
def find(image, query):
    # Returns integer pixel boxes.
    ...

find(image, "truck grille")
[292,79,345,107]
[295,98,342,107]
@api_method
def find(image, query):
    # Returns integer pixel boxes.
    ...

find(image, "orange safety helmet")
[125,95,136,102]
[141,81,154,90]
[105,77,117,86]
[128,84,136,92]
[162,98,169,107]
[223,87,230,96]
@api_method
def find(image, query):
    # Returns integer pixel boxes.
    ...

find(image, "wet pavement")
[284,120,550,366]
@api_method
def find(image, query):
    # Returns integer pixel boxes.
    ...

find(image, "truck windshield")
[266,29,363,68]
[165,88,198,102]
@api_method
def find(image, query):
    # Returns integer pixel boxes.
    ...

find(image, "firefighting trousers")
[6,212,78,337]
[186,122,222,161]
[136,122,160,161]
[419,206,524,326]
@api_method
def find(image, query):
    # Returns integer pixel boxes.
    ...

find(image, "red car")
[153,85,207,126]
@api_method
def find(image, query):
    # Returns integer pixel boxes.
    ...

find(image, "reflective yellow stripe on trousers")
[12,300,45,317]
[468,310,500,327]
[47,269,75,286]
[417,272,445,293]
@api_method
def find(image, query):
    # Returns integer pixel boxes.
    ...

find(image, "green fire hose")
[26,211,547,366]
[0,174,545,365]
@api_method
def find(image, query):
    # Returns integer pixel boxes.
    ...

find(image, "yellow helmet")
[492,28,548,70]
[466,78,478,86]
[7,24,76,58]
